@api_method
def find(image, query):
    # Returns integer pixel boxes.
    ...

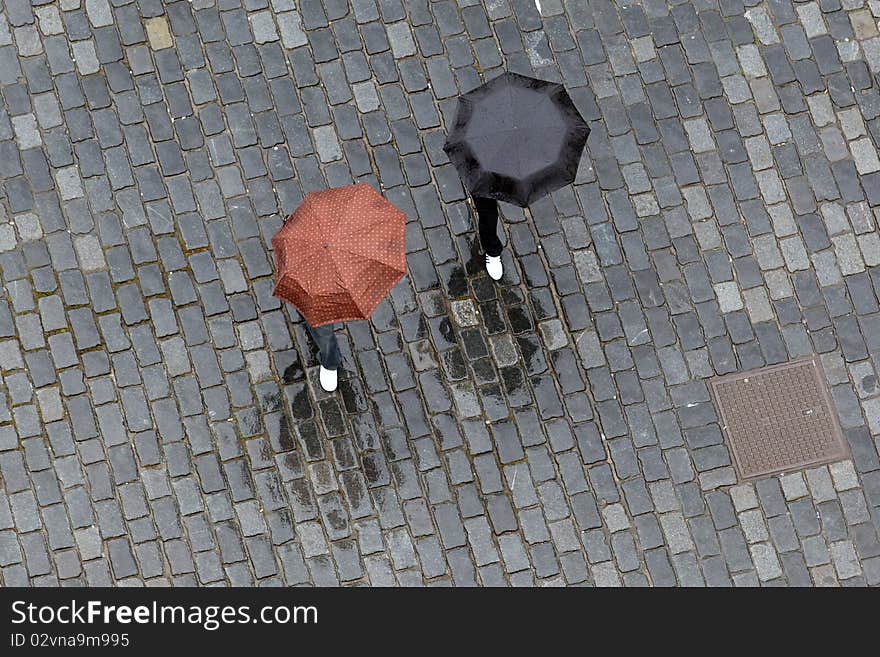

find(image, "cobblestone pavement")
[2,0,880,588]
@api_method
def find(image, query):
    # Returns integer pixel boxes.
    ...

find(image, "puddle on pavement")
[289,385,313,420]
[517,335,547,375]
[339,378,367,414]
[444,265,469,297]
[282,357,305,383]
[318,398,346,437]
[438,317,456,345]
[277,412,295,452]
[529,291,555,319]
[506,305,532,333]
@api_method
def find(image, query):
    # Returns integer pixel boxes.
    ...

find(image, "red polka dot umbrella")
[271,184,407,327]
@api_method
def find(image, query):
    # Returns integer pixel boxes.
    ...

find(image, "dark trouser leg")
[305,322,341,370]
[474,197,503,257]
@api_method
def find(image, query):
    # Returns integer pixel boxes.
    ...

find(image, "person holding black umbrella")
[474,196,504,280]
[444,72,590,282]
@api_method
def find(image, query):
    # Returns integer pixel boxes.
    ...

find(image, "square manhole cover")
[708,357,849,481]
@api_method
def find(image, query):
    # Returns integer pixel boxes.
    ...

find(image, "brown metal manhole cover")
[708,357,849,481]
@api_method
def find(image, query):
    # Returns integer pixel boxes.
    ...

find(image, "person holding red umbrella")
[272,184,407,392]
[303,322,342,392]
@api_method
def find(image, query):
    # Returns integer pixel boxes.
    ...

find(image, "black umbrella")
[443,71,590,208]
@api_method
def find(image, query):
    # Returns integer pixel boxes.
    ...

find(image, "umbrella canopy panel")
[444,72,590,207]
[464,87,567,180]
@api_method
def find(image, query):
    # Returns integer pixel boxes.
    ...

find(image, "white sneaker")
[485,254,503,281]
[319,366,338,392]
